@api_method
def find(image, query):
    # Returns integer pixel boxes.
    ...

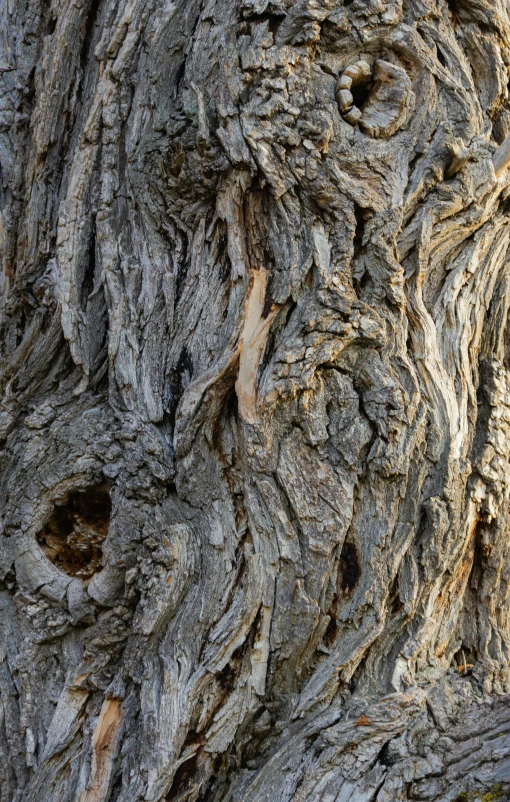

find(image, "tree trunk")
[2,0,510,799]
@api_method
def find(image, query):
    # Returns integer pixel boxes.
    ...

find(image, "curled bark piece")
[335,60,372,125]
[337,74,353,91]
[342,59,371,83]
[336,59,413,138]
[344,106,362,125]
[493,132,510,175]
[359,60,414,138]
[337,88,354,112]
[445,138,470,178]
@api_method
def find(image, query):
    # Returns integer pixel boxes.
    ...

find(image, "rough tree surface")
[2,0,510,799]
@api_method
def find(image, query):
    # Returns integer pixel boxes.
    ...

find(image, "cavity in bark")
[37,485,111,577]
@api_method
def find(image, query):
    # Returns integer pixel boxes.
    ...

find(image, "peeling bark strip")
[3,0,510,800]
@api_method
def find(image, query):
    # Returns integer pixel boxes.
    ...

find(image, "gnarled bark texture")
[2,0,510,800]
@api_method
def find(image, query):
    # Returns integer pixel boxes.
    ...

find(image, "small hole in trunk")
[351,79,372,110]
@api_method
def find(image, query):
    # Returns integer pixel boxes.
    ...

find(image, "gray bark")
[1,0,510,800]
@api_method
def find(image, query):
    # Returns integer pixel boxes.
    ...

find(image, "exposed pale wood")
[80,699,124,802]
[236,269,278,423]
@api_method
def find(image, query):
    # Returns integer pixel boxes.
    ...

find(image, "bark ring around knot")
[335,59,414,139]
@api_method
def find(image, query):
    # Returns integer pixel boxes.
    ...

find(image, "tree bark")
[2,0,510,799]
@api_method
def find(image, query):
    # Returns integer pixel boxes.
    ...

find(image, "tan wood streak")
[79,698,123,802]
[236,268,277,423]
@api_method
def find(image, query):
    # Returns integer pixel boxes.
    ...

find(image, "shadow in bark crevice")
[445,0,458,21]
[339,540,361,596]
[167,346,194,430]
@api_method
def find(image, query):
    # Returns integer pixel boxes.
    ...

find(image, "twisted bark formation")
[2,0,510,800]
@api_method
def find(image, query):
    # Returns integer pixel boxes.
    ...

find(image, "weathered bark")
[2,0,510,799]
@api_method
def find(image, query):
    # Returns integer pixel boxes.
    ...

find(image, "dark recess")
[436,45,447,68]
[339,540,361,594]
[37,485,111,577]
[82,222,97,308]
[46,15,57,35]
[446,0,458,22]
[80,0,102,73]
[353,203,365,260]
[351,78,372,111]
[167,346,194,428]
